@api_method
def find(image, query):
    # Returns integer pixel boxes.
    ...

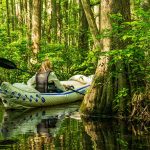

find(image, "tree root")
[130,91,150,124]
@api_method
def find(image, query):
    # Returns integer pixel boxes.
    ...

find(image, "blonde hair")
[38,59,53,73]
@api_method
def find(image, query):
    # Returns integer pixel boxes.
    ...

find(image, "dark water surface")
[0,102,149,150]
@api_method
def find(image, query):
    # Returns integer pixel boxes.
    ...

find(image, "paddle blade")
[0,58,17,69]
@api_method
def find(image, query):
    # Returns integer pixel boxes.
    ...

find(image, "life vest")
[35,71,50,93]
[36,70,58,93]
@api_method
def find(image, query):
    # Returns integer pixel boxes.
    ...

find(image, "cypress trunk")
[80,0,132,116]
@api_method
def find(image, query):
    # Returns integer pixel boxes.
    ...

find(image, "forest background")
[0,0,98,83]
[0,0,150,120]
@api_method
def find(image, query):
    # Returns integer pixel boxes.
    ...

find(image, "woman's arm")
[27,74,36,87]
[48,72,66,91]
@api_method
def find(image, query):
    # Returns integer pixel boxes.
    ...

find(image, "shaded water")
[0,102,149,150]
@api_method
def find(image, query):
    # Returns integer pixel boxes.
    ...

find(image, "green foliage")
[74,49,98,75]
[39,43,76,79]
[116,137,128,149]
[0,25,30,83]
[113,88,129,111]
[39,42,96,80]
[0,0,95,83]
[105,8,149,92]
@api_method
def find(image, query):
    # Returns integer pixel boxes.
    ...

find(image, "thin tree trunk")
[10,0,15,31]
[80,0,100,49]
[46,0,52,43]
[19,0,24,34]
[42,0,47,37]
[26,0,32,67]
[51,0,57,43]
[31,0,41,63]
[78,0,89,60]
[57,0,62,43]
[63,0,69,46]
[6,0,11,42]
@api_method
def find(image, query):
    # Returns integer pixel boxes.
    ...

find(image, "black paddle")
[0,57,32,74]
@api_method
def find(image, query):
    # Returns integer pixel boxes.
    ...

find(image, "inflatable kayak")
[0,75,93,109]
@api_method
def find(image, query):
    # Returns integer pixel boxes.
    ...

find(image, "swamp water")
[0,102,149,150]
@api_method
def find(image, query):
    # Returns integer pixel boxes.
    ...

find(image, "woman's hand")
[63,85,74,90]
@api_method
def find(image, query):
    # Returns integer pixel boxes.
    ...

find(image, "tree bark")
[80,0,100,49]
[51,0,57,43]
[31,0,41,63]
[6,0,10,42]
[78,0,89,60]
[10,0,15,31]
[26,0,32,66]
[80,0,132,116]
[57,0,62,43]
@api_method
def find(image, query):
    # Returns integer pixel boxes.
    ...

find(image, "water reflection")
[82,117,150,150]
[1,103,79,138]
[0,103,150,149]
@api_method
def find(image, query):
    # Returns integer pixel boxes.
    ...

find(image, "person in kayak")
[27,58,66,93]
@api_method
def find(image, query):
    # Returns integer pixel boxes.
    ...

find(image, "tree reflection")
[81,116,150,150]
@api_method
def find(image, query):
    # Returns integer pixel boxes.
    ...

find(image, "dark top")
[35,71,50,93]
[35,70,61,93]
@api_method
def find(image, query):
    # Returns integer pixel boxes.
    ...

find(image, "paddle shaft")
[71,89,85,95]
[66,86,85,95]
